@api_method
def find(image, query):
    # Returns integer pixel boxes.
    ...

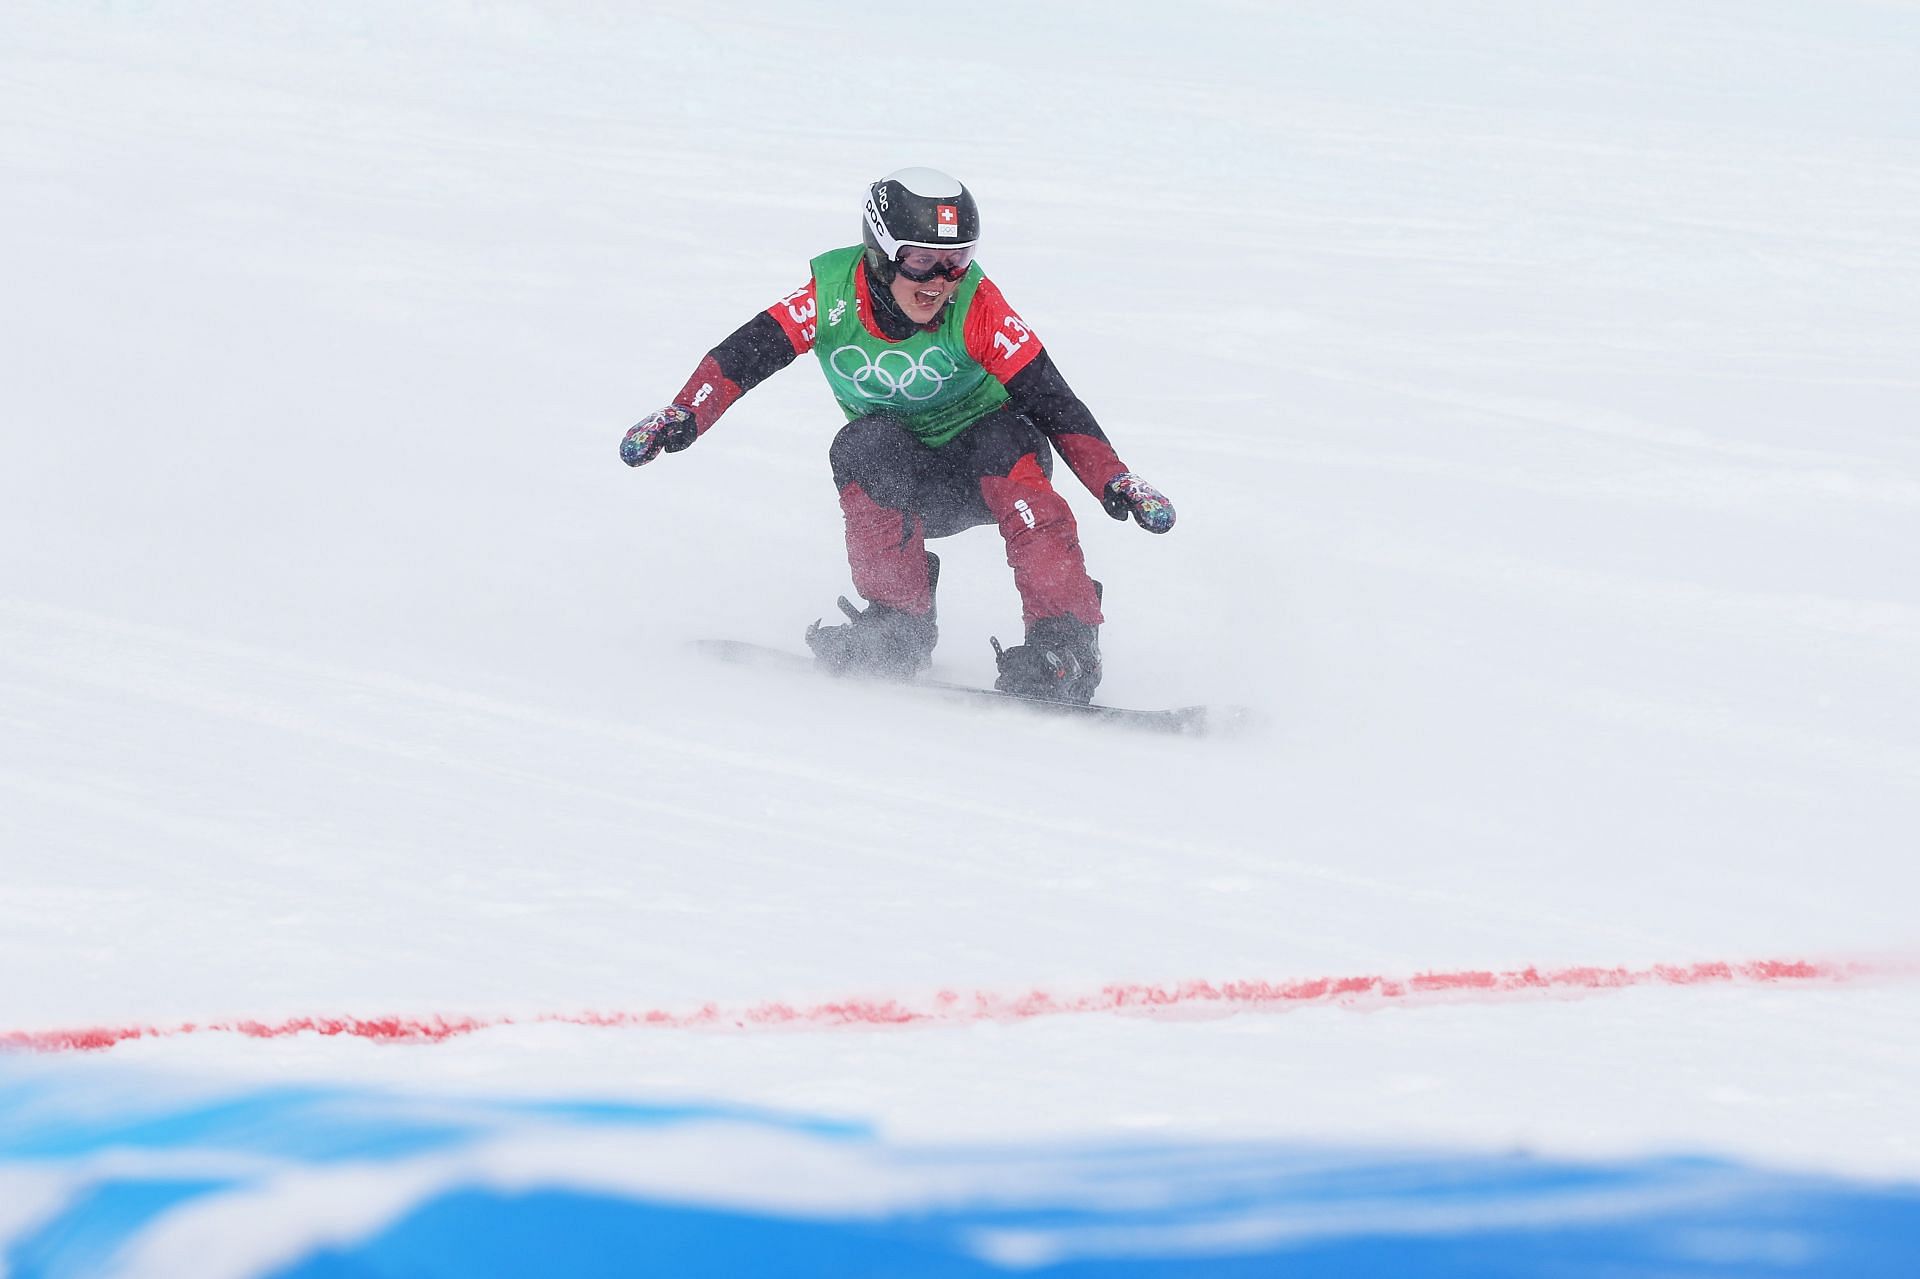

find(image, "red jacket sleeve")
[963,277,1044,384]
[765,280,819,355]
[671,281,815,434]
[966,276,1129,497]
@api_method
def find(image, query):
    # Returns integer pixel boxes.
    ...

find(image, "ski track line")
[1,958,1895,1055]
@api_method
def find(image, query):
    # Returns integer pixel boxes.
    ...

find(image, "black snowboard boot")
[806,552,940,679]
[991,613,1101,705]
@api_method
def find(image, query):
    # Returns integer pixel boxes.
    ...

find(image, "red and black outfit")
[668,261,1136,629]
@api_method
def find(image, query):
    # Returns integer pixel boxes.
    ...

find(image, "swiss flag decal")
[937,205,958,224]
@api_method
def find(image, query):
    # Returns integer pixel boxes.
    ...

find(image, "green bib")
[808,246,1010,447]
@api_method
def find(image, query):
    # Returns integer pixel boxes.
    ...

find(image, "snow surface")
[3,0,1919,1239]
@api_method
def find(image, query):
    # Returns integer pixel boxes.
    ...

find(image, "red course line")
[0,958,1885,1054]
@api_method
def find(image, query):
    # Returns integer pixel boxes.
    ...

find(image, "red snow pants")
[827,409,1103,629]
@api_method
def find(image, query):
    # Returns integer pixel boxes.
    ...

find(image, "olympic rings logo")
[828,345,959,402]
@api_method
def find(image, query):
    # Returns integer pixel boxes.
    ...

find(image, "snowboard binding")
[806,552,940,679]
[990,613,1102,705]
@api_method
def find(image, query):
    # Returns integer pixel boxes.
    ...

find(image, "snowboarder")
[620,167,1174,704]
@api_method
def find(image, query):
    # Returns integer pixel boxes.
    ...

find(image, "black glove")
[1101,472,1175,533]
[619,405,699,467]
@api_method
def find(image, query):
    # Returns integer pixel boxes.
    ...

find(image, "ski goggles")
[893,245,975,283]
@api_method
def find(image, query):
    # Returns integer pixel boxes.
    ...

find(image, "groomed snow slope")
[3,0,1918,1241]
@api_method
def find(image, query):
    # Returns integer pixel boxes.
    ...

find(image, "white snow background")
[3,0,1919,1238]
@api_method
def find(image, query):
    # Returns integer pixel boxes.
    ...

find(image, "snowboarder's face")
[889,268,958,325]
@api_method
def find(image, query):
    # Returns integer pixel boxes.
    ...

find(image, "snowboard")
[693,638,1246,737]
